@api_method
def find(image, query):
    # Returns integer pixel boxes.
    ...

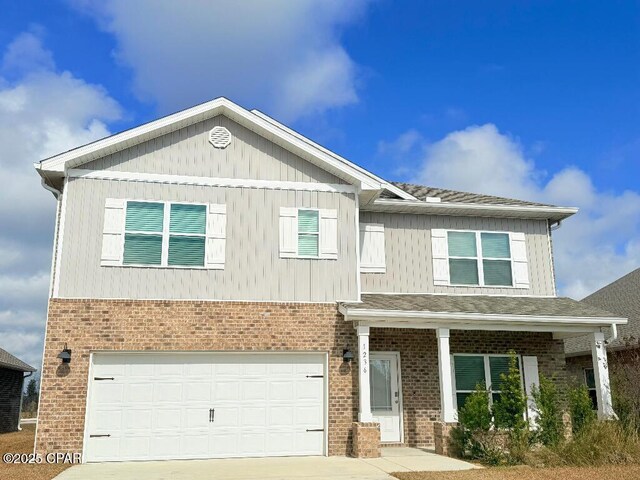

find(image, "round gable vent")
[208,126,231,149]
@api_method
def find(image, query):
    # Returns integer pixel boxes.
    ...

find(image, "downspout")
[607,323,618,344]
[17,371,33,431]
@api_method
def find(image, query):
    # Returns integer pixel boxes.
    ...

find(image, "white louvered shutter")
[205,204,226,269]
[510,232,530,288]
[522,356,540,427]
[101,198,125,266]
[279,207,298,258]
[431,229,449,285]
[360,223,386,273]
[319,209,338,260]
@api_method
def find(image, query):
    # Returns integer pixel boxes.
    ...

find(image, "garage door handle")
[89,434,111,438]
[306,428,324,432]
[209,408,215,422]
[94,377,114,381]
[306,375,324,378]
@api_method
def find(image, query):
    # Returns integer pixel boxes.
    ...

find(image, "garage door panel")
[154,383,182,402]
[85,353,325,462]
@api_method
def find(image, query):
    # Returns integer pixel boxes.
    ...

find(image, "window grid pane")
[483,260,513,286]
[298,234,319,256]
[298,210,319,233]
[125,202,164,232]
[448,231,477,257]
[168,235,205,267]
[123,233,162,265]
[449,259,479,285]
[454,355,485,391]
[481,233,511,258]
[489,356,511,391]
[170,204,206,234]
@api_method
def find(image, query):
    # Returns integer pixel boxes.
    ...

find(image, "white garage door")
[84,352,326,462]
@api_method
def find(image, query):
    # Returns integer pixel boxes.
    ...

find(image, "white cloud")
[0,30,121,371]
[71,0,369,122]
[399,123,640,299]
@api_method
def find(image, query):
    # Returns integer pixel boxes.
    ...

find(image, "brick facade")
[37,299,568,458]
[351,422,380,458]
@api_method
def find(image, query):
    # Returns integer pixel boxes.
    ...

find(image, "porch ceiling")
[339,294,627,339]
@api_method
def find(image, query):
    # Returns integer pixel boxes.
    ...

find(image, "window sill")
[102,264,223,270]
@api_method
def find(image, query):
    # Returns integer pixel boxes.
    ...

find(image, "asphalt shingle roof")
[382,182,556,208]
[565,267,640,355]
[342,294,619,318]
[0,347,36,372]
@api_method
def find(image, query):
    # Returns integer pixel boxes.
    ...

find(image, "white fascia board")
[251,109,414,200]
[339,306,628,329]
[366,198,579,221]
[36,98,387,194]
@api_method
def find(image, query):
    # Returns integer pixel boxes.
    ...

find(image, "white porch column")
[591,331,615,419]
[437,328,456,422]
[357,325,373,422]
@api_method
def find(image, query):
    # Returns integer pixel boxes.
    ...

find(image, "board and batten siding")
[56,178,358,302]
[83,115,347,184]
[359,211,555,296]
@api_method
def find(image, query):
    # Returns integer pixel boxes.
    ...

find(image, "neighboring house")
[565,267,640,407]
[0,348,35,433]
[33,97,626,462]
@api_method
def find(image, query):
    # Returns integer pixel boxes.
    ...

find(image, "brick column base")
[351,422,381,458]
[434,421,457,456]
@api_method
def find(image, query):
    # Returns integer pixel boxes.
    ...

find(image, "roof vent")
[208,126,231,149]
[425,197,441,203]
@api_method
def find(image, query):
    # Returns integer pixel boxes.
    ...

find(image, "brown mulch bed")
[392,465,640,480]
[0,424,71,480]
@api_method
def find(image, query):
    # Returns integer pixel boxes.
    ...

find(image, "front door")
[370,352,402,443]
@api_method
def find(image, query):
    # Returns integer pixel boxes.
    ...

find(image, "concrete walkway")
[54,448,477,480]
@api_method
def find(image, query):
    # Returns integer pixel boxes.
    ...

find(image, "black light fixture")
[342,347,354,363]
[57,344,72,364]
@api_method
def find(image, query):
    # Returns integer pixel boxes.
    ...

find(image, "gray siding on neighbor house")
[83,115,347,184]
[57,178,358,302]
[359,211,555,296]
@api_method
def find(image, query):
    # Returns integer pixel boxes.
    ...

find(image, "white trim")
[436,329,456,422]
[366,198,578,221]
[68,169,356,194]
[355,193,362,301]
[52,177,69,297]
[361,291,556,298]
[341,307,627,326]
[547,221,558,295]
[55,295,354,304]
[81,351,95,463]
[37,98,383,192]
[48,195,61,297]
[357,325,373,422]
[591,332,616,419]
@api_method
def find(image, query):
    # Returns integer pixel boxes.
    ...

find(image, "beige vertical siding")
[83,115,346,184]
[359,211,555,296]
[57,178,358,301]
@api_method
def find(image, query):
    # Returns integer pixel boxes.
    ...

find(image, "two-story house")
[34,98,626,462]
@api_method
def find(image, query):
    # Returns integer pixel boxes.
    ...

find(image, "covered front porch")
[339,294,627,458]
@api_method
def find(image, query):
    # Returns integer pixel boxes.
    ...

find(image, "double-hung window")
[297,209,320,257]
[123,201,206,267]
[452,354,520,410]
[447,231,513,286]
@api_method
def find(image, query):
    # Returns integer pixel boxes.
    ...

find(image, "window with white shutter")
[279,207,337,260]
[100,199,225,269]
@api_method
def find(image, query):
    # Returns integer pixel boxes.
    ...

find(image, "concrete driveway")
[54,448,477,480]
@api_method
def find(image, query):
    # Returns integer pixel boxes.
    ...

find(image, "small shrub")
[531,374,564,447]
[569,384,596,436]
[492,353,527,431]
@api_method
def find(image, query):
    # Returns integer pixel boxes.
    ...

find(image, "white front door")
[370,352,402,443]
[84,352,325,462]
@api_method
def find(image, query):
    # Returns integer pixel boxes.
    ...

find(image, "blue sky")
[0,0,639,370]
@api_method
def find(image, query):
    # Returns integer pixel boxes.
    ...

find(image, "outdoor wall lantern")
[342,348,354,363]
[57,344,72,364]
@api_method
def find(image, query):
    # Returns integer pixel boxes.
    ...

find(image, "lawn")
[392,465,640,480]
[0,424,71,480]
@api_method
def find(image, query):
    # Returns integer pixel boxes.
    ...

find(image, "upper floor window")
[447,231,513,287]
[124,201,207,267]
[298,209,320,257]
[100,198,226,270]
